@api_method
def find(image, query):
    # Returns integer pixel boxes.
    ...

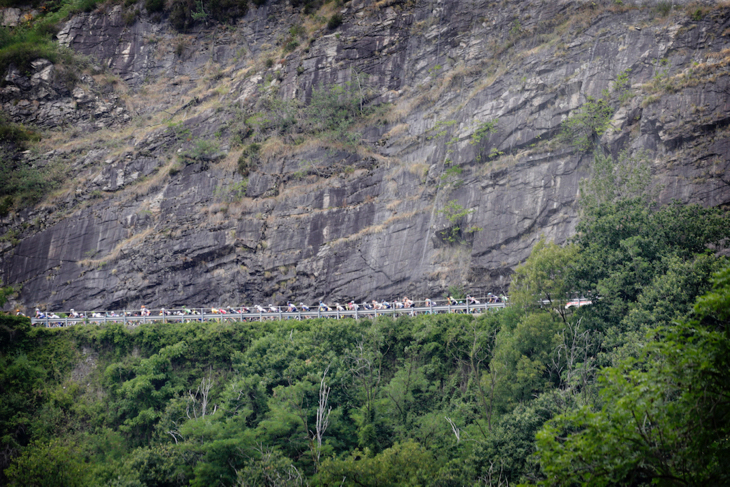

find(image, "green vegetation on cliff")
[1,193,728,486]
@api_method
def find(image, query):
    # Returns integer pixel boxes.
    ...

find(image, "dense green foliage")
[1,193,728,485]
[535,265,730,486]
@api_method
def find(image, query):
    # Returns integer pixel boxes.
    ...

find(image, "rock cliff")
[2,0,730,311]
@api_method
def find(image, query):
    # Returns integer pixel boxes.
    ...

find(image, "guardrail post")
[279,309,282,321]
[355,308,358,320]
[467,301,470,314]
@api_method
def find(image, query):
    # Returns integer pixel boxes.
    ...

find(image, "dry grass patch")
[386,199,402,211]
[79,226,155,267]
[330,209,427,246]
[383,123,410,139]
[642,48,730,96]
[219,148,244,172]
[125,159,175,199]
[408,162,429,180]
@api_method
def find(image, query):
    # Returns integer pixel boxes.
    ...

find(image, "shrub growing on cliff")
[167,0,247,31]
[178,139,221,163]
[0,157,63,213]
[0,114,40,148]
[437,199,481,244]
[305,77,368,145]
[237,143,260,176]
[559,96,613,152]
[579,149,653,216]
[327,13,343,30]
[0,28,60,75]
[145,0,164,13]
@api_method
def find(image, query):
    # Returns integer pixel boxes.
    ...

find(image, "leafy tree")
[510,238,580,321]
[0,280,13,307]
[464,391,559,485]
[105,341,190,444]
[579,149,653,217]
[0,314,29,352]
[237,446,305,487]
[319,440,439,487]
[4,439,88,487]
[305,78,364,145]
[559,96,613,151]
[437,200,480,245]
[571,199,730,336]
[534,265,730,486]
[489,312,563,412]
[109,444,191,487]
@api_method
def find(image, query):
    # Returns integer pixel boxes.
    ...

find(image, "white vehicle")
[565,298,592,309]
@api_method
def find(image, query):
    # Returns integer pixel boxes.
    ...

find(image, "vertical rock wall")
[2,0,729,311]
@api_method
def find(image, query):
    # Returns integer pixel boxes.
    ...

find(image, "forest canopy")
[1,197,728,486]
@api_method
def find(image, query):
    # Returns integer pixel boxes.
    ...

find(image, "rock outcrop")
[2,0,730,311]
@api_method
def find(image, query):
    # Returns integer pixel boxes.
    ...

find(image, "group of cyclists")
[29,293,506,326]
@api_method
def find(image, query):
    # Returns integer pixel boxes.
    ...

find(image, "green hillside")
[1,197,729,486]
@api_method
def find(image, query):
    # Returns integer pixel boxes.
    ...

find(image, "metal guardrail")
[30,302,506,327]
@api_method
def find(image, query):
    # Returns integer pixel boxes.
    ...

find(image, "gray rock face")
[0,58,130,129]
[1,0,730,312]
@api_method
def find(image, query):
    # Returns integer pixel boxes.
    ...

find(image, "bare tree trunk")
[186,371,217,420]
[312,365,332,469]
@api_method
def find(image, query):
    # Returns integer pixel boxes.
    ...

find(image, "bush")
[77,0,100,13]
[169,0,194,30]
[208,0,248,23]
[327,13,342,30]
[174,39,187,57]
[225,178,248,201]
[169,0,246,31]
[145,0,164,13]
[656,1,672,17]
[0,157,64,209]
[0,37,57,76]
[558,96,613,152]
[284,40,299,52]
[179,139,221,163]
[289,24,306,38]
[305,79,364,144]
[123,8,138,25]
[237,143,260,177]
[0,195,12,217]
[0,314,29,353]
[0,116,40,148]
[168,164,182,176]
